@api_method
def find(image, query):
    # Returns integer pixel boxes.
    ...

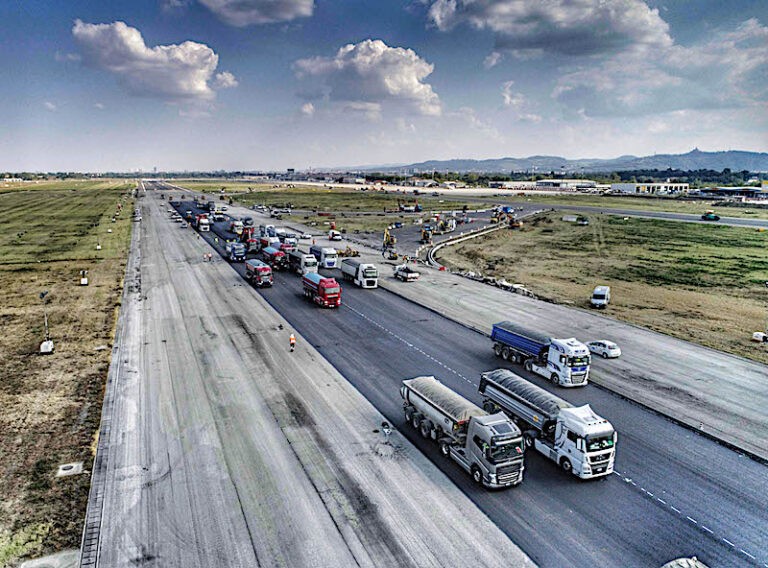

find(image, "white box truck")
[401,376,525,488]
[309,245,338,269]
[479,369,616,479]
[340,259,378,288]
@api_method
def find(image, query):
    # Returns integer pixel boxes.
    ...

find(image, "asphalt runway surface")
[169,194,768,568]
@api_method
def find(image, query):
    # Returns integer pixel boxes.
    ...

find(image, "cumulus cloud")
[483,51,502,69]
[44,101,57,112]
[72,19,237,105]
[214,71,238,88]
[294,39,441,118]
[553,18,768,118]
[427,0,672,58]
[501,81,542,122]
[199,0,314,26]
[300,102,315,116]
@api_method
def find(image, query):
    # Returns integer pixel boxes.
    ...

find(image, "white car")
[587,340,622,359]
[299,232,312,240]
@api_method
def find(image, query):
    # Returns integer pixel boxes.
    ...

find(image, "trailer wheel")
[471,466,483,485]
[482,401,496,413]
[440,441,450,457]
[509,353,518,363]
[493,343,502,357]
[524,359,532,372]
[420,420,433,439]
[560,458,573,474]
[550,373,559,385]
[501,347,510,361]
[411,413,421,429]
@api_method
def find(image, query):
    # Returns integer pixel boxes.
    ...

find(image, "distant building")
[409,178,438,188]
[536,179,597,190]
[697,186,768,200]
[342,176,366,184]
[611,182,689,195]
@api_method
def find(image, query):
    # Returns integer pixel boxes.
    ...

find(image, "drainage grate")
[56,462,84,477]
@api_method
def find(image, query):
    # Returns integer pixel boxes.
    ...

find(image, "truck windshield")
[305,259,317,267]
[489,440,524,463]
[326,254,337,260]
[569,355,590,367]
[593,294,606,300]
[324,286,340,295]
[585,434,615,452]
[363,268,378,278]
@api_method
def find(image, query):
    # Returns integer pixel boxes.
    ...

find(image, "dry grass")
[0,181,134,566]
[436,212,768,363]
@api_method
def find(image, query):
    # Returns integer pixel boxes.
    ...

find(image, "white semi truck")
[491,321,591,387]
[401,376,525,488]
[479,369,616,479]
[340,259,378,288]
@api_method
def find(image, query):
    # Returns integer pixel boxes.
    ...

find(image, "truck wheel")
[411,414,421,429]
[471,466,483,485]
[420,421,432,439]
[501,347,510,361]
[493,343,502,357]
[524,360,532,372]
[523,432,534,449]
[440,441,450,457]
[550,374,559,385]
[482,401,495,413]
[560,458,573,474]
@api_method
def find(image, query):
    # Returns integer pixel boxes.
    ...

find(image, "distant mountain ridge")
[360,149,768,174]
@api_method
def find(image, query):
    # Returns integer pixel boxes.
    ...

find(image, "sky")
[2,0,767,172]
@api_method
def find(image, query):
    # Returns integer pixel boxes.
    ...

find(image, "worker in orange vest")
[289,333,296,352]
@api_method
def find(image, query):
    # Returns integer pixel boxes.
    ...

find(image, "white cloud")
[199,0,314,26]
[94,102,105,110]
[54,51,81,62]
[294,39,441,117]
[553,18,768,118]
[300,102,315,116]
[427,0,672,58]
[214,71,238,89]
[500,81,542,122]
[72,20,237,105]
[44,101,57,112]
[483,51,501,69]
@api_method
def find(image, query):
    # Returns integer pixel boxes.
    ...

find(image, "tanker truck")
[491,321,591,386]
[401,376,524,488]
[479,369,616,479]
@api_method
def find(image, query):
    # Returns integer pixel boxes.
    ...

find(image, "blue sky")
[2,0,767,172]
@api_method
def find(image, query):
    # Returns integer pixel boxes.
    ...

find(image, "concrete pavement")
[85,187,533,566]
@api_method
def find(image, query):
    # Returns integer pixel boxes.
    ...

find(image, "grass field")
[436,212,768,363]
[481,192,768,219]
[0,181,134,566]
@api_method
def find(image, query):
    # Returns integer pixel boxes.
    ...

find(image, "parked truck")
[288,250,318,275]
[401,376,524,488]
[491,321,591,387]
[245,259,273,287]
[225,241,247,262]
[479,369,616,479]
[340,259,378,288]
[309,245,338,269]
[302,272,341,307]
[394,264,420,282]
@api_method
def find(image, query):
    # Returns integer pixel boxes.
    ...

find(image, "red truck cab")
[245,259,273,287]
[261,246,287,270]
[302,272,341,307]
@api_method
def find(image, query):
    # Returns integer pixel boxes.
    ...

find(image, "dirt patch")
[0,181,134,566]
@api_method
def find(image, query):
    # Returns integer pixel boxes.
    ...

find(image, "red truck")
[260,246,288,270]
[245,259,273,287]
[302,272,341,307]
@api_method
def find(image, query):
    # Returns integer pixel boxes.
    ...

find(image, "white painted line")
[656,498,666,505]
[722,538,735,547]
[740,550,756,560]
[701,526,713,534]
[686,516,697,524]
[670,506,681,514]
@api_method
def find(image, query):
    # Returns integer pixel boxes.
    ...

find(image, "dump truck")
[245,259,273,287]
[394,264,420,282]
[479,369,616,479]
[340,259,378,288]
[260,246,287,270]
[302,272,341,307]
[491,321,591,387]
[401,376,524,488]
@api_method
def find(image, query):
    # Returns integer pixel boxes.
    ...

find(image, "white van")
[591,286,611,308]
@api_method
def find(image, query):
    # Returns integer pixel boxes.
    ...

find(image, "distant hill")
[362,149,768,174]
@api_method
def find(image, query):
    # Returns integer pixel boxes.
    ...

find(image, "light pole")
[39,290,54,354]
